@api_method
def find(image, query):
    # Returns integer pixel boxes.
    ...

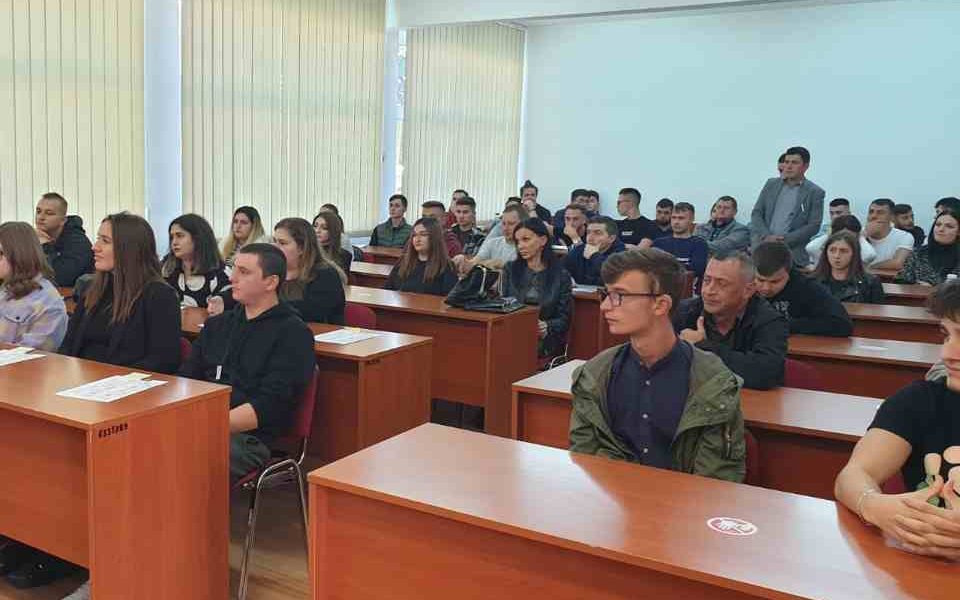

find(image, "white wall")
[522,0,960,230]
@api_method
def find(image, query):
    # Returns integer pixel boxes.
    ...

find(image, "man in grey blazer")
[750,146,825,267]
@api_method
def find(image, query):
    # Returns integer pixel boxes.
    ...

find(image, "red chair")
[179,337,192,364]
[784,358,823,391]
[744,428,760,486]
[344,303,377,329]
[234,368,319,600]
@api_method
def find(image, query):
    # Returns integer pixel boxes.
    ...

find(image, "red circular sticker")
[706,517,758,536]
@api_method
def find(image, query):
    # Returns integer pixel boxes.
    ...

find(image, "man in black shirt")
[753,241,853,337]
[34,192,94,286]
[654,198,674,236]
[893,203,926,248]
[616,187,663,248]
[179,243,316,481]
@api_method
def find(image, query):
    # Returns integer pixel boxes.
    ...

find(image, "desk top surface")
[788,335,940,367]
[0,348,228,429]
[180,307,432,360]
[361,245,404,257]
[843,302,938,324]
[349,262,393,277]
[346,286,539,322]
[881,283,931,299]
[309,423,954,600]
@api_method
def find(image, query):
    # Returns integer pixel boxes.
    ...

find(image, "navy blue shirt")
[652,235,708,293]
[606,340,692,469]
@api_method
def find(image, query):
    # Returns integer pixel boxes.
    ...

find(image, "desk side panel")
[485,312,539,437]
[357,343,432,450]
[313,358,361,463]
[790,358,924,398]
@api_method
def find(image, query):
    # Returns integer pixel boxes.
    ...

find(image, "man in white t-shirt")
[864,198,914,271]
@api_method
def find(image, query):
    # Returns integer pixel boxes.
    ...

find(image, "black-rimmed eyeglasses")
[598,287,661,307]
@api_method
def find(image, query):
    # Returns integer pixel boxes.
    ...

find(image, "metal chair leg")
[292,465,309,559]
[238,481,264,600]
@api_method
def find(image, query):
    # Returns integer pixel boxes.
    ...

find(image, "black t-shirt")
[869,380,960,490]
[617,216,664,246]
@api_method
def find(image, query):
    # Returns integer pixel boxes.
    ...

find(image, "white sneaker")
[62,580,90,600]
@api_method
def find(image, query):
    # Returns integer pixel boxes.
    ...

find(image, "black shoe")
[6,554,75,589]
[0,539,35,576]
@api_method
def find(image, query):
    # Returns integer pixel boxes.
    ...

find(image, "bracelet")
[856,487,879,524]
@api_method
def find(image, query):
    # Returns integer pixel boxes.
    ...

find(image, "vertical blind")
[182,0,386,238]
[402,23,524,220]
[0,0,145,226]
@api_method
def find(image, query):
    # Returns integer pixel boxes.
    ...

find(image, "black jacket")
[673,295,788,390]
[385,260,458,296]
[43,215,94,287]
[179,302,315,446]
[59,280,181,374]
[501,260,573,357]
[818,273,886,304]
[767,271,853,337]
[281,265,345,324]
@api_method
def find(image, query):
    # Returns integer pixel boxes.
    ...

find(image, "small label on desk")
[706,517,758,536]
[97,423,129,439]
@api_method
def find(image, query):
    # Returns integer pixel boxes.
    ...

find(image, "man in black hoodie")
[35,192,94,287]
[753,241,853,337]
[179,243,315,480]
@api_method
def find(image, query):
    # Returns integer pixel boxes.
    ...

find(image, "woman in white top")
[806,214,876,267]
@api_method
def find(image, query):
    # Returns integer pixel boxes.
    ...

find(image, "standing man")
[369,194,413,248]
[750,146,825,267]
[34,192,93,287]
[615,187,662,249]
[694,196,750,254]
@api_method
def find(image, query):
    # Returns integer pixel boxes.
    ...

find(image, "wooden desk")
[361,245,403,265]
[182,307,433,463]
[0,349,230,599]
[308,424,954,600]
[345,287,538,437]
[844,302,940,343]
[511,360,881,499]
[789,335,938,397]
[882,283,930,307]
[348,262,391,288]
[569,288,627,360]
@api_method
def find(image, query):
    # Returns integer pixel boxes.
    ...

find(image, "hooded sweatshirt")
[42,215,94,287]
[765,270,853,337]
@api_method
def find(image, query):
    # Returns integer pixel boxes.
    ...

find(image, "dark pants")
[230,433,270,483]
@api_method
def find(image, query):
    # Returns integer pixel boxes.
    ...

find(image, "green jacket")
[569,341,746,483]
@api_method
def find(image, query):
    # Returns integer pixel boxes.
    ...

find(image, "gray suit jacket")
[750,177,825,265]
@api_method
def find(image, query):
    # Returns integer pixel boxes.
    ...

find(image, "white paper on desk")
[0,346,44,367]
[56,372,167,403]
[314,329,382,345]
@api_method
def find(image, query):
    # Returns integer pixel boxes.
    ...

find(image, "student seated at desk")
[502,218,573,359]
[564,216,625,285]
[673,250,788,390]
[221,206,269,268]
[274,217,346,324]
[385,217,458,296]
[652,202,708,292]
[369,193,413,248]
[753,241,853,337]
[464,204,524,273]
[812,231,885,304]
[420,200,463,258]
[569,248,746,482]
[0,222,68,351]
[179,243,315,482]
[312,210,353,272]
[34,192,94,287]
[162,214,233,310]
[835,281,960,561]
[897,211,960,286]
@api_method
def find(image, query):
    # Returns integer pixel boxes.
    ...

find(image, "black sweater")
[42,215,94,287]
[673,295,788,390]
[767,271,853,337]
[385,260,458,296]
[179,302,315,446]
[59,280,182,374]
[280,265,345,324]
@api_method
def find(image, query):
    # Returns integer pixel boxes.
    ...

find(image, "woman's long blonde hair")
[274,218,347,301]
[221,206,266,260]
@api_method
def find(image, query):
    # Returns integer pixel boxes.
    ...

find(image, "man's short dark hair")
[601,248,686,316]
[618,187,641,204]
[238,243,287,282]
[422,200,445,211]
[829,198,850,208]
[936,197,960,214]
[673,202,695,216]
[753,241,792,276]
[502,204,526,221]
[320,203,339,215]
[586,190,599,200]
[831,214,863,234]
[39,192,68,214]
[656,198,674,209]
[893,203,913,216]
[389,194,408,209]
[928,279,960,322]
[505,196,522,206]
[454,196,477,210]
[588,215,618,237]
[453,189,468,196]
[784,146,811,165]
[714,195,737,211]
[777,153,787,164]
[570,188,589,202]
[564,204,588,217]
[870,198,896,213]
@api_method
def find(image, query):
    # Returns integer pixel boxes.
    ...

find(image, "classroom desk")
[0,348,230,599]
[511,360,881,499]
[181,307,433,463]
[308,424,954,600]
[361,245,403,265]
[344,287,539,437]
[843,302,940,343]
[788,335,938,397]
[348,261,391,288]
[869,267,899,283]
[882,283,930,307]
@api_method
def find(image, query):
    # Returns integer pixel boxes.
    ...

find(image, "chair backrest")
[784,358,823,391]
[344,302,377,329]
[275,368,319,461]
[744,428,760,486]
[179,337,192,364]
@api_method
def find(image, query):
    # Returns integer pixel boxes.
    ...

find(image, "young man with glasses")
[568,248,746,483]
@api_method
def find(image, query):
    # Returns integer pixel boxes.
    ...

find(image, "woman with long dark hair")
[162,214,232,309]
[312,210,352,272]
[501,218,573,358]
[812,230,885,303]
[898,211,960,286]
[274,217,346,324]
[384,217,457,295]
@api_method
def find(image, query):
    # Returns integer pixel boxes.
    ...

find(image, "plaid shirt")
[452,226,486,257]
[0,277,68,351]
